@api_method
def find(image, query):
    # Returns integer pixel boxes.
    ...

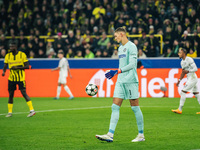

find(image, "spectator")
[164,47,174,57]
[111,49,118,59]
[81,30,93,46]
[29,50,35,59]
[54,32,64,52]
[65,30,75,48]
[38,49,46,58]
[139,32,148,48]
[0,48,6,58]
[18,43,27,54]
[66,48,75,58]
[0,0,200,58]
[74,50,83,58]
[97,32,110,50]
[27,42,35,57]
[102,50,109,57]
[0,34,7,50]
[92,4,106,20]
[181,31,190,46]
[172,39,179,57]
[138,48,147,58]
[85,48,94,59]
[147,33,159,57]
[92,26,100,36]
[187,48,197,58]
[48,48,56,58]
[95,50,102,58]
[193,41,200,57]
[46,42,55,56]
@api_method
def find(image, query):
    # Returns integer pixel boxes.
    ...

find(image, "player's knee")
[20,89,27,96]
[111,104,120,111]
[180,91,186,97]
[193,92,199,95]
[181,90,187,93]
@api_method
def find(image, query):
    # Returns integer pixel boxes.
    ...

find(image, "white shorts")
[58,75,67,84]
[183,79,199,93]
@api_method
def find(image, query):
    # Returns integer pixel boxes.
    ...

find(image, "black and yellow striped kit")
[4,51,28,82]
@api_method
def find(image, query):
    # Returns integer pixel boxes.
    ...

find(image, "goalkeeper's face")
[114,32,123,43]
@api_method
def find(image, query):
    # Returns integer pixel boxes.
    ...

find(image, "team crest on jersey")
[123,48,126,52]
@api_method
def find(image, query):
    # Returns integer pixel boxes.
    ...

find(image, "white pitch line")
[0,105,199,116]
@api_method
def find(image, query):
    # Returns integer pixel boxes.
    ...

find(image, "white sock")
[194,94,200,104]
[179,91,186,111]
[107,132,114,137]
[56,86,61,98]
[139,133,144,137]
[64,85,73,97]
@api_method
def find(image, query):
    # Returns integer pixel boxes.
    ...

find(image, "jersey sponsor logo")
[119,54,126,58]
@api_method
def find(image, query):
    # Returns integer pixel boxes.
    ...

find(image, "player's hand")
[105,69,121,79]
[182,69,189,74]
[2,72,5,76]
[11,66,18,70]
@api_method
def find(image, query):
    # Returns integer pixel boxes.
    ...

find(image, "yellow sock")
[8,103,13,113]
[27,101,34,111]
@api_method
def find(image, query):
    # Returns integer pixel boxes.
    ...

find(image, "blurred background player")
[51,49,74,100]
[2,42,35,117]
[172,48,200,114]
[96,27,144,142]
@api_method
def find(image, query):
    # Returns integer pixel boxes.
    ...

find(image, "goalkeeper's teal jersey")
[117,41,138,83]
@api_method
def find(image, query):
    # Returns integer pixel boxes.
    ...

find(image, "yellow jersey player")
[2,42,36,117]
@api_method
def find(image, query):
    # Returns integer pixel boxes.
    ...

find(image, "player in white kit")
[172,48,200,114]
[52,50,74,100]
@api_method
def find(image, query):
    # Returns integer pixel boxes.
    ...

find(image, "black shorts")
[8,80,26,91]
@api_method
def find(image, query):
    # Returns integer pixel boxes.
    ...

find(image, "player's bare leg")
[20,89,35,117]
[6,90,14,117]
[96,98,123,142]
[172,90,187,114]
[130,99,145,142]
[193,92,200,114]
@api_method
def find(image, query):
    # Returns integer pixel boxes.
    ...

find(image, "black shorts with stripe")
[8,80,26,91]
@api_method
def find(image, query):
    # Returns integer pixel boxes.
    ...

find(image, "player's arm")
[67,65,72,78]
[11,61,30,70]
[51,67,61,71]
[105,46,137,79]
[187,61,198,73]
[176,69,187,87]
[2,63,8,76]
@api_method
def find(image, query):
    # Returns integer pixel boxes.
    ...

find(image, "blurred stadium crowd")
[0,0,200,59]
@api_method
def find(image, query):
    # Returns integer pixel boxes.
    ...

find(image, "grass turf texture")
[0,97,200,150]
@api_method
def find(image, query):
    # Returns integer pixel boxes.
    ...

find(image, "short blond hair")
[115,27,127,33]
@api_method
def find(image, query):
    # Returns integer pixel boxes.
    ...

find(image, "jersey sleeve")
[188,57,197,73]
[120,44,137,72]
[58,59,63,68]
[4,54,8,64]
[22,53,28,63]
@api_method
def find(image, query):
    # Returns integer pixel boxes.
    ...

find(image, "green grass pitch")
[0,97,200,150]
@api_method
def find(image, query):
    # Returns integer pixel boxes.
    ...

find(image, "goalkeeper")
[96,27,144,142]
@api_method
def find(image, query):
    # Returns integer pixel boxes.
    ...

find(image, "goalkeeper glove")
[105,69,122,79]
